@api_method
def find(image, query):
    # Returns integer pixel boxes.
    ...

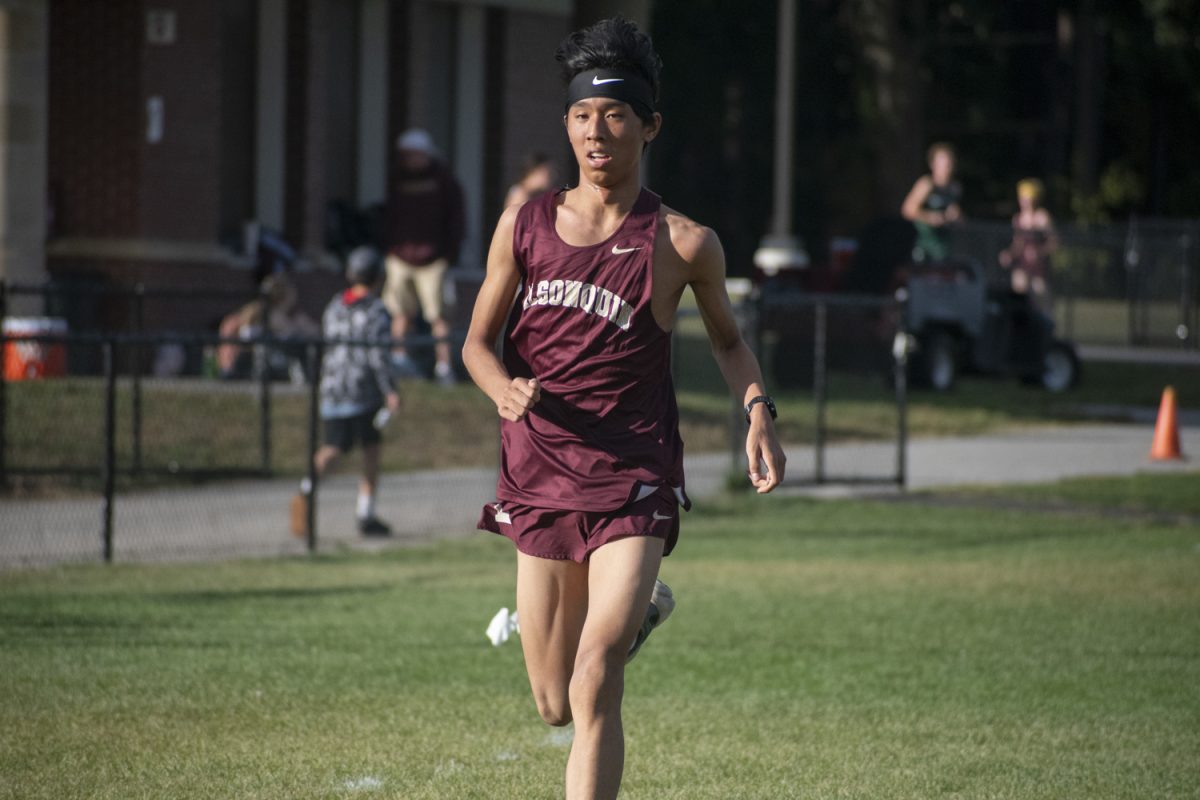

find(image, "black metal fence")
[2,291,913,568]
[0,325,477,566]
[755,291,909,487]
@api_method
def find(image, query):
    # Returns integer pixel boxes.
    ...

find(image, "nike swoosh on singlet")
[651,510,674,521]
[612,244,643,255]
[592,76,625,85]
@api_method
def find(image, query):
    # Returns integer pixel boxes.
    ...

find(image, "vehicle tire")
[1040,340,1079,392]
[914,330,958,391]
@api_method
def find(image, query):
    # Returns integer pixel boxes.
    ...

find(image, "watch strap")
[744,395,777,424]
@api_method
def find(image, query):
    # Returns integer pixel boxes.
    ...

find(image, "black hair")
[555,16,662,124]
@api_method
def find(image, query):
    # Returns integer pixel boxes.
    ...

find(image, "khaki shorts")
[382,255,448,321]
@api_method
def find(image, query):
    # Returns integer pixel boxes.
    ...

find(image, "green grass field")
[3,474,1197,799]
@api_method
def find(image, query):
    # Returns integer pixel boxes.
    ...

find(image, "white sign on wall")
[146,96,165,144]
[146,10,177,45]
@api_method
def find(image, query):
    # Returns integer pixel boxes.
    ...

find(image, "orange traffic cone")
[1149,386,1184,461]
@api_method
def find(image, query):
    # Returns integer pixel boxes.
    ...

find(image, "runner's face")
[930,151,955,184]
[564,98,660,187]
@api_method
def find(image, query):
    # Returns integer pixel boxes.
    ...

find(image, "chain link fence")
[0,325,499,568]
[948,218,1199,349]
[4,295,913,569]
[754,291,909,486]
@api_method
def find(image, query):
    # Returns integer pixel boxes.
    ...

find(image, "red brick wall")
[48,1,247,246]
[47,0,143,238]
[139,0,223,242]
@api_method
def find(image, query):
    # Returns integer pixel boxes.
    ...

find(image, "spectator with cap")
[383,128,466,386]
[291,246,399,538]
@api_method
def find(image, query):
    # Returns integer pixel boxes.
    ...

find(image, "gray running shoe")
[391,353,423,379]
[626,579,675,663]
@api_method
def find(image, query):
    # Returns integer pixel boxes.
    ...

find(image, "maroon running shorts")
[477,485,682,563]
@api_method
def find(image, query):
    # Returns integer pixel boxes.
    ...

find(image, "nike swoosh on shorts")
[652,510,674,521]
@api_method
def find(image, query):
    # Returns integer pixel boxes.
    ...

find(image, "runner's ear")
[642,112,662,144]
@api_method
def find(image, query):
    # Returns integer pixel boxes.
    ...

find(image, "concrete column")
[300,0,331,259]
[0,0,48,307]
[256,0,287,230]
[454,4,485,269]
[357,0,388,208]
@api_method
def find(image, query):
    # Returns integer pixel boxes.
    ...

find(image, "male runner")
[462,17,786,800]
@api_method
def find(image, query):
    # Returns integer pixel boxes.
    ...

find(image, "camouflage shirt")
[319,291,395,418]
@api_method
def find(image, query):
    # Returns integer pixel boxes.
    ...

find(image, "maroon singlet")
[495,187,686,512]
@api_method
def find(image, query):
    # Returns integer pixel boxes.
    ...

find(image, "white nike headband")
[565,68,656,119]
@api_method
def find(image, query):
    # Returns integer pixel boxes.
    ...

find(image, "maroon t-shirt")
[496,188,686,512]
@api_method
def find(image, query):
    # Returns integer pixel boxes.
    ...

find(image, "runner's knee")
[533,687,572,727]
[568,645,624,716]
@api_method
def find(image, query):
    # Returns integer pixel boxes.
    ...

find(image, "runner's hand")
[497,378,541,422]
[747,421,786,494]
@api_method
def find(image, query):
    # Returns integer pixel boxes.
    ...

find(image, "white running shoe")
[434,361,457,387]
[626,579,675,663]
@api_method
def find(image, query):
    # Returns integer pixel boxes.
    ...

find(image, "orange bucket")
[3,317,68,380]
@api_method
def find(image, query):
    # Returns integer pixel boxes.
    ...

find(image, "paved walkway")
[1078,344,1200,366]
[2,423,1195,569]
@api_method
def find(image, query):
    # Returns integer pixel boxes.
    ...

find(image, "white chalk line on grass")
[544,725,574,748]
[341,775,384,792]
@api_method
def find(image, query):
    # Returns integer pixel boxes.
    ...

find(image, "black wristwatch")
[744,395,777,424]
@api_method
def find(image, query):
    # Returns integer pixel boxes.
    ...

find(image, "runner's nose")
[586,116,607,141]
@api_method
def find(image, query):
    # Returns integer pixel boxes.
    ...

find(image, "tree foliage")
[648,0,1200,272]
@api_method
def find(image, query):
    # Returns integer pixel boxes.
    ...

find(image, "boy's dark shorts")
[323,408,381,453]
[477,485,685,563]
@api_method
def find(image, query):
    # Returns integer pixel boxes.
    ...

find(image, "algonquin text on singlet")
[521,278,634,331]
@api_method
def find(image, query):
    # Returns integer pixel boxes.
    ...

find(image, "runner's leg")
[516,552,589,726]
[566,536,664,800]
[361,441,380,498]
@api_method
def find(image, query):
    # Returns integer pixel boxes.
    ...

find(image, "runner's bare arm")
[462,204,541,421]
[681,221,787,493]
[901,175,943,225]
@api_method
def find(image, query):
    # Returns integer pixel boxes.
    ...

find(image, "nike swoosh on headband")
[592,76,625,85]
[612,244,643,254]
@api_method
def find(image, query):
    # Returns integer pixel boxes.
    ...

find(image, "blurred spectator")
[291,246,399,538]
[999,178,1056,310]
[901,142,962,263]
[216,274,318,380]
[504,152,557,209]
[251,226,297,285]
[383,128,465,386]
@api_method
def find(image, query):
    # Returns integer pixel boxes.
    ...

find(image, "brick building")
[0,0,648,328]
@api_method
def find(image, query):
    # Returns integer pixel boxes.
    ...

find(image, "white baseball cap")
[396,128,437,156]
